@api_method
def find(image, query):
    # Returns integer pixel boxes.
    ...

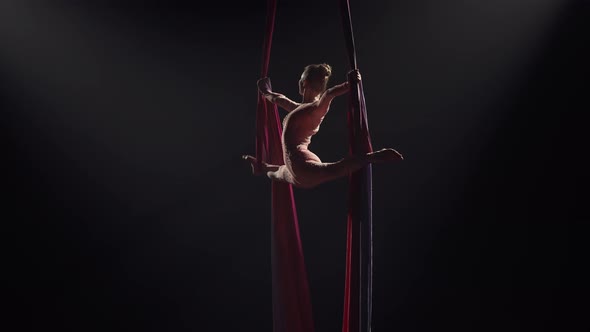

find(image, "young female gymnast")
[243,63,403,188]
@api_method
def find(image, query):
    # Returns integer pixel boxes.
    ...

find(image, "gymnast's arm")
[318,69,361,107]
[257,77,300,112]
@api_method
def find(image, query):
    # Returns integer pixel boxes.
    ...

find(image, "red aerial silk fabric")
[340,1,374,332]
[255,1,314,332]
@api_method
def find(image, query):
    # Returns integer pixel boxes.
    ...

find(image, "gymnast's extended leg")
[299,148,403,188]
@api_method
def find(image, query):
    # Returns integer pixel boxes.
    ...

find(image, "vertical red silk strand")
[340,1,374,332]
[256,1,315,332]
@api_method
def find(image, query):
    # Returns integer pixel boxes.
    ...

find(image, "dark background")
[3,0,588,331]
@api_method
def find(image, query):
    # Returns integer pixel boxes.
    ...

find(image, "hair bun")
[302,63,333,92]
[320,63,332,77]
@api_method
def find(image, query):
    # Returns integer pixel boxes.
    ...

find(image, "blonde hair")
[302,63,332,92]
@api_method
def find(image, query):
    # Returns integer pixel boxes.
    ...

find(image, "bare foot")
[367,148,403,163]
[242,154,266,175]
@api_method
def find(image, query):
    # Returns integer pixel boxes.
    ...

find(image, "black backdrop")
[4,1,588,331]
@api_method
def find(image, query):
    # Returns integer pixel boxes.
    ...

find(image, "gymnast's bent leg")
[266,165,296,185]
[242,155,296,185]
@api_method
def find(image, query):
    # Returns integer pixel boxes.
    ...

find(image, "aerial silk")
[254,1,373,332]
[256,0,315,331]
[339,1,374,331]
